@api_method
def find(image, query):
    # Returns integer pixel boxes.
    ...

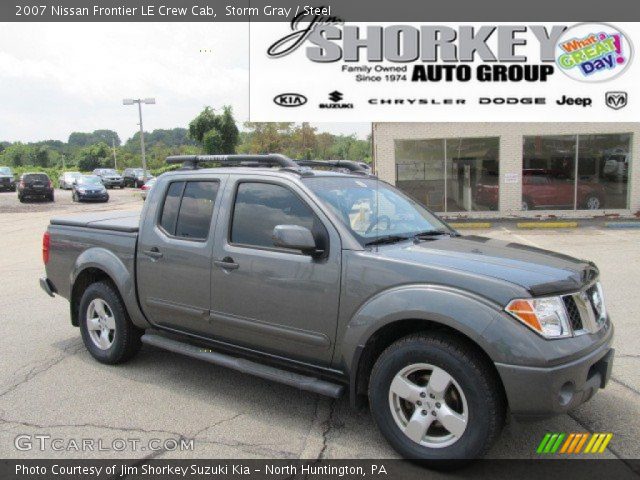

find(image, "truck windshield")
[0,167,12,175]
[302,176,451,245]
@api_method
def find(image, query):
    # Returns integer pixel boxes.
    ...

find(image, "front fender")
[71,248,150,329]
[340,284,506,375]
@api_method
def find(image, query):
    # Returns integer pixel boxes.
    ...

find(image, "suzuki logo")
[328,90,343,102]
[605,91,628,110]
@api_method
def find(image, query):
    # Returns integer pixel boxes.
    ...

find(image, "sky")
[0,23,370,144]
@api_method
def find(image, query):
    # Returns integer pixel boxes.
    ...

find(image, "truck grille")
[562,281,606,335]
[563,295,583,331]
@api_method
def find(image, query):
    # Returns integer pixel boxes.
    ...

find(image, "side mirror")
[272,225,321,255]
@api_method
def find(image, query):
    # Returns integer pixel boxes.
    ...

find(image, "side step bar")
[141,333,345,398]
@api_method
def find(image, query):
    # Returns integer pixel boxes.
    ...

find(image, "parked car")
[0,166,16,192]
[72,175,109,203]
[140,177,156,200]
[18,172,54,202]
[475,169,607,210]
[123,168,153,188]
[58,171,82,190]
[93,168,124,189]
[522,169,606,210]
[40,155,613,466]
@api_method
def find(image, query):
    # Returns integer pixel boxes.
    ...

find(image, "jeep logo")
[605,91,628,110]
[273,93,307,107]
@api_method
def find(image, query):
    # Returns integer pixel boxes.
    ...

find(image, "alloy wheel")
[389,363,468,448]
[86,298,116,350]
[586,197,601,209]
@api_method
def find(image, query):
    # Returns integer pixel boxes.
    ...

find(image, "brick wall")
[372,122,640,218]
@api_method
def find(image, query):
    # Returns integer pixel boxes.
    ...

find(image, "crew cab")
[40,155,614,464]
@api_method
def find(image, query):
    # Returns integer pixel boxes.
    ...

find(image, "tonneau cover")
[50,211,140,233]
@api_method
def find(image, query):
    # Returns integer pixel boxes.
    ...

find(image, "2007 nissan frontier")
[40,154,614,465]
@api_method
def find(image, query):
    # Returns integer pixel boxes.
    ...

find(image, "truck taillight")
[42,231,50,264]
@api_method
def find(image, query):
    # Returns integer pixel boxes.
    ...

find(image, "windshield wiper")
[413,229,456,240]
[364,235,411,247]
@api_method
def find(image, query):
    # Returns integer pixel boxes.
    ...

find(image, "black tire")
[18,195,25,203]
[584,195,603,210]
[72,192,78,202]
[48,193,54,202]
[369,333,505,467]
[78,281,143,364]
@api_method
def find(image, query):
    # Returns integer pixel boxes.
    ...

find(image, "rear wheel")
[369,333,505,466]
[18,195,25,203]
[78,281,142,364]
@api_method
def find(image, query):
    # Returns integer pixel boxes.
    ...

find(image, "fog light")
[559,382,575,406]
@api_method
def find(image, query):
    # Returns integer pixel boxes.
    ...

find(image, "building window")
[395,137,499,212]
[523,134,630,211]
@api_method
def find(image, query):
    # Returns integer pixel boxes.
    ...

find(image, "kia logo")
[273,93,307,107]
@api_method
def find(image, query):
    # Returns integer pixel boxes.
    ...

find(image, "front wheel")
[585,195,603,210]
[369,333,505,466]
[78,281,142,364]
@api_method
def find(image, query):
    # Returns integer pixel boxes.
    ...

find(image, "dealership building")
[372,123,639,218]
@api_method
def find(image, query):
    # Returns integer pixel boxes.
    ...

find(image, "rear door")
[209,175,342,365]
[137,174,227,334]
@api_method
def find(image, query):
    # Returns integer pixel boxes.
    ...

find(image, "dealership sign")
[249,21,638,121]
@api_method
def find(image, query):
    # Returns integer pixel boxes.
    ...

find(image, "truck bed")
[50,211,140,233]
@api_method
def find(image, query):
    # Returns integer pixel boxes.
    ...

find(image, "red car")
[475,169,606,210]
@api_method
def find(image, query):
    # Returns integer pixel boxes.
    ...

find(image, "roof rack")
[296,160,368,174]
[166,154,299,170]
[165,154,371,176]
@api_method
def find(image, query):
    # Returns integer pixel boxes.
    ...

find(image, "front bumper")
[78,192,109,201]
[496,324,614,419]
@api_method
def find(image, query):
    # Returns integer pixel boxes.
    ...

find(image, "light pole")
[123,98,155,174]
[111,137,118,170]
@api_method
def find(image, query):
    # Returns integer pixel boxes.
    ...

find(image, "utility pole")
[123,98,155,174]
[112,138,118,170]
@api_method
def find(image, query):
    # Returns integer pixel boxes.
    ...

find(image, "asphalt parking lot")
[0,190,638,461]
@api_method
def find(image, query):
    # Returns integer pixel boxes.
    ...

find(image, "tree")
[69,130,120,147]
[0,143,32,167]
[217,106,240,154]
[77,142,111,171]
[188,106,239,154]
[203,130,223,155]
[241,122,293,154]
[33,146,51,167]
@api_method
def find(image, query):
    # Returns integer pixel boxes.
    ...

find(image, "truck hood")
[376,234,597,296]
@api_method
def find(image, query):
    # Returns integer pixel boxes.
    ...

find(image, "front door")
[210,177,341,365]
[137,175,226,334]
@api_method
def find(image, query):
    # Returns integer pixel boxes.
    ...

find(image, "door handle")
[214,257,239,270]
[143,247,163,260]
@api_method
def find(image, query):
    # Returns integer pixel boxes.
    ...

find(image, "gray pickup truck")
[40,154,614,464]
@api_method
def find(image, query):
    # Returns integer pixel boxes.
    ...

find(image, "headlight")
[505,296,571,339]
